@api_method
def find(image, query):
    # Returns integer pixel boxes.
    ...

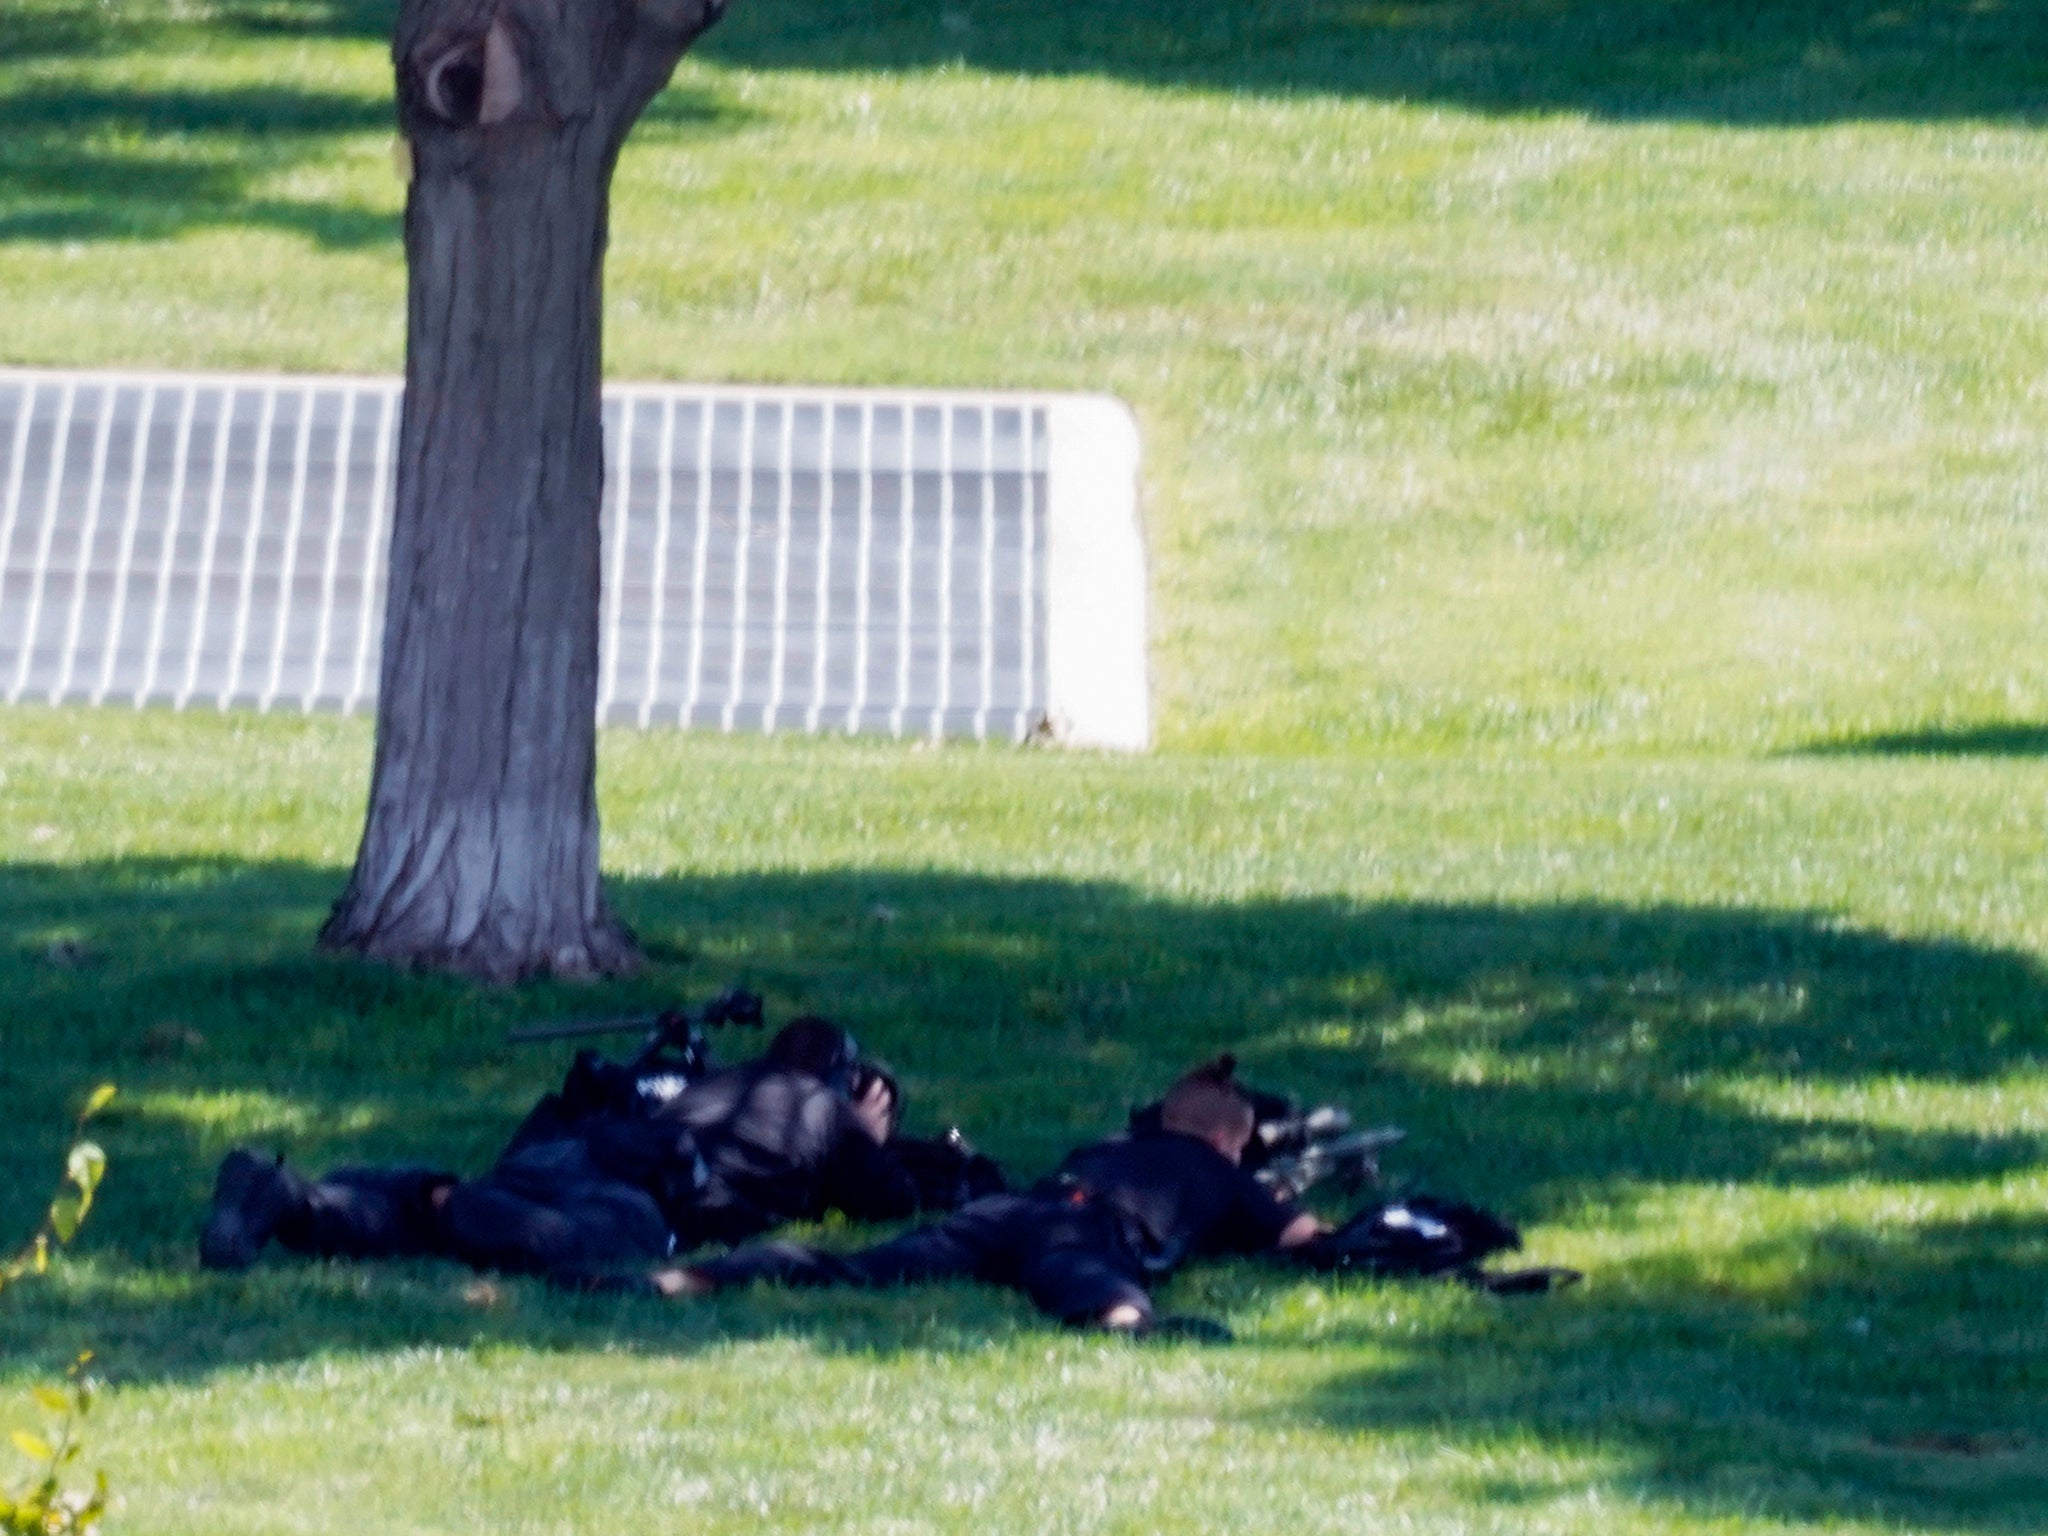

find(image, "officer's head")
[1159,1056,1257,1164]
[764,1016,860,1088]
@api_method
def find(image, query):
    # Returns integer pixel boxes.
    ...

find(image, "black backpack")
[1296,1196,1579,1294]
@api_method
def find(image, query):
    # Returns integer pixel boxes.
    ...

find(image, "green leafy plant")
[1,1355,107,1536]
[1,1086,115,1535]
[0,1083,113,1293]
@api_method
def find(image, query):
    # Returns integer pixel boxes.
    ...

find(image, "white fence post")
[1043,395,1150,751]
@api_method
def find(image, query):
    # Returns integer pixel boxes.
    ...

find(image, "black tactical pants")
[693,1192,1153,1325]
[445,1139,673,1274]
[275,1141,672,1275]
[272,1165,454,1260]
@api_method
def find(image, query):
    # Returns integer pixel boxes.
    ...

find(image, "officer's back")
[1042,1076,1304,1272]
[655,1017,917,1239]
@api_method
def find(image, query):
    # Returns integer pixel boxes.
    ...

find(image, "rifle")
[506,986,766,1046]
[1253,1125,1406,1202]
[1128,1076,1406,1200]
[507,987,765,1105]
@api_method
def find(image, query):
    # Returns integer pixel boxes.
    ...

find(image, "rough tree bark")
[320,0,725,984]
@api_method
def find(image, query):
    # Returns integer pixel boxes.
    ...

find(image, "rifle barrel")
[1328,1126,1406,1154]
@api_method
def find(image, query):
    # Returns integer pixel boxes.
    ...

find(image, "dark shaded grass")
[0,74,738,248]
[700,0,2048,124]
[11,1213,2040,1531]
[1295,1211,2048,1531]
[0,80,396,248]
[1799,723,2048,759]
[6,857,2044,1233]
[68,0,2048,124]
[3,850,2045,1526]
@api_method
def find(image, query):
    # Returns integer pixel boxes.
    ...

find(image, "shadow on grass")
[8,0,2038,255]
[1288,1211,2048,1531]
[0,856,2043,1527]
[0,81,395,249]
[0,79,741,248]
[124,0,2048,125]
[1797,722,2048,758]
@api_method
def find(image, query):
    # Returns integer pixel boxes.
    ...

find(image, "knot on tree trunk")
[405,14,528,129]
[395,0,730,143]
[421,24,510,125]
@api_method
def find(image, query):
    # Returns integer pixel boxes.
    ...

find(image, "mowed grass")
[3,0,2048,1532]
[5,0,2048,753]
[3,713,2046,1534]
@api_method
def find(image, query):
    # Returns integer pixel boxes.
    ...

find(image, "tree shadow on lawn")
[0,4,134,67]
[0,80,741,249]
[198,0,2048,126]
[1795,722,2048,759]
[1282,1210,2048,1532]
[10,0,2037,258]
[1,856,2044,1526]
[0,85,399,248]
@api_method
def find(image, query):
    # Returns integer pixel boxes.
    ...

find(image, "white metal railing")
[0,368,1149,748]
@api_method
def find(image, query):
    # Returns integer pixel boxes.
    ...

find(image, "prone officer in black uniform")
[197,1015,970,1278]
[643,1059,1326,1333]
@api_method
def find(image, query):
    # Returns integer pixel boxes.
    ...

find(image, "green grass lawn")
[3,0,2048,1531]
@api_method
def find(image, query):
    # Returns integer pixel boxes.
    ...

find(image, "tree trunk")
[321,0,725,984]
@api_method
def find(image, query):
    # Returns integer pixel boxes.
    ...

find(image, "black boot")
[199,1149,301,1270]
